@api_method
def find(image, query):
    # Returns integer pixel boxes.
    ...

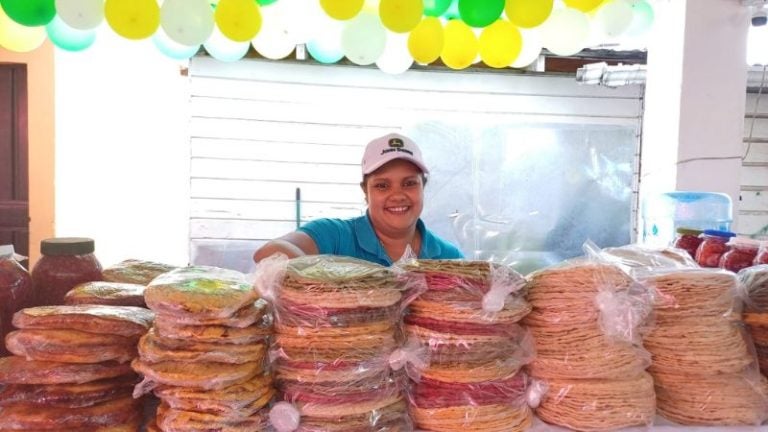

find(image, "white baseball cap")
[361,133,429,175]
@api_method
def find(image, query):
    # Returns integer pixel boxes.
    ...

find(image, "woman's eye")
[404,180,418,187]
[374,183,388,190]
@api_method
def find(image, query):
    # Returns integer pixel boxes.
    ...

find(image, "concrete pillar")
[641,0,750,226]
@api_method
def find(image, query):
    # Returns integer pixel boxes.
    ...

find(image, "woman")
[253,133,464,266]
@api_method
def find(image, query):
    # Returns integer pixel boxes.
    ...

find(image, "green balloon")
[1,0,55,26]
[458,0,504,28]
[627,0,654,37]
[256,0,277,5]
[442,0,460,20]
[45,15,96,51]
[424,0,452,17]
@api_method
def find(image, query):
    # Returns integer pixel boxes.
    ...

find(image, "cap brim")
[363,155,429,175]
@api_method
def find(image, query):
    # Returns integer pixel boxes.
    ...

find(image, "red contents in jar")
[695,230,735,268]
[31,238,103,306]
[756,245,768,265]
[673,228,703,259]
[0,250,34,356]
[719,239,759,273]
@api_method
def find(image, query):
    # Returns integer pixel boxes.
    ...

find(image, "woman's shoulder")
[420,224,464,259]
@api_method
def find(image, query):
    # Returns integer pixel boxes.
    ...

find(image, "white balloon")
[341,12,386,66]
[161,0,214,46]
[252,3,295,60]
[540,7,590,57]
[272,0,325,45]
[306,16,345,64]
[204,26,249,62]
[594,0,633,39]
[376,31,413,74]
[511,28,542,68]
[55,0,104,30]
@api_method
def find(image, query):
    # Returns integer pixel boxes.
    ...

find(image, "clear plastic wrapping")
[739,264,768,312]
[64,281,147,307]
[638,267,768,426]
[102,259,177,285]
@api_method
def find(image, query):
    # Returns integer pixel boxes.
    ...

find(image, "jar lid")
[702,229,736,238]
[40,238,95,256]
[0,244,14,258]
[676,227,703,236]
[729,237,761,248]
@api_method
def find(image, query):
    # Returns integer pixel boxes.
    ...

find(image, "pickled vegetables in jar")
[0,245,34,356]
[31,238,103,306]
[719,237,759,273]
[673,227,703,259]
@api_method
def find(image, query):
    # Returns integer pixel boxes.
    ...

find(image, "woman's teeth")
[387,206,409,213]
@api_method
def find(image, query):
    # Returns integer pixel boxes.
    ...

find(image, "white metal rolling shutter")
[743,68,768,237]
[188,57,644,271]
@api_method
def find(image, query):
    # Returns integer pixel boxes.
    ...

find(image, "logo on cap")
[388,138,404,148]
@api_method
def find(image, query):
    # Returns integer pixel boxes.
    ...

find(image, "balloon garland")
[0,0,655,73]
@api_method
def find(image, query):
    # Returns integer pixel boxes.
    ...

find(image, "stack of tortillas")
[266,255,411,431]
[523,262,656,431]
[641,269,768,426]
[739,264,768,376]
[132,266,274,431]
[404,260,533,432]
[0,305,153,431]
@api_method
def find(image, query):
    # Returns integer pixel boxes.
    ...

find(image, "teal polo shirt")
[298,214,464,266]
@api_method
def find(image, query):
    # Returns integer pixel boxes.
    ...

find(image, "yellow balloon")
[379,0,422,33]
[0,4,46,52]
[408,16,443,64]
[104,0,160,40]
[479,19,521,68]
[563,0,604,13]
[320,0,364,20]
[441,19,477,70]
[215,0,262,42]
[505,0,553,29]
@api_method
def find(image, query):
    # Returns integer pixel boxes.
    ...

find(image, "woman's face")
[364,159,424,235]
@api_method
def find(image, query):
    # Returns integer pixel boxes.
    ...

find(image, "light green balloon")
[341,12,385,66]
[153,29,200,59]
[627,0,653,37]
[45,14,96,51]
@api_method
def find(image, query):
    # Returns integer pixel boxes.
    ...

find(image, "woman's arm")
[253,231,319,263]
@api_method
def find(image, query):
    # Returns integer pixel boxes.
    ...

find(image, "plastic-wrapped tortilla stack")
[133,266,274,432]
[522,262,656,432]
[739,264,768,376]
[0,305,153,430]
[641,268,768,426]
[403,259,534,432]
[263,255,411,432]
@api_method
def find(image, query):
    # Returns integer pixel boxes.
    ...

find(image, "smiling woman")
[252,133,463,266]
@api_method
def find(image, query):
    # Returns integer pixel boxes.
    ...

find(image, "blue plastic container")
[642,191,733,247]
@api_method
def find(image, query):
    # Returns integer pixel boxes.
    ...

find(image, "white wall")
[54,27,190,267]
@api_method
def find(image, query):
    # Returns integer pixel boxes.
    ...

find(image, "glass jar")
[0,245,34,356]
[31,237,103,306]
[755,242,768,265]
[695,229,736,268]
[719,237,760,273]
[673,227,703,259]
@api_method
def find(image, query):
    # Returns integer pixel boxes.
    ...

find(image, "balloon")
[0,0,55,26]
[341,12,385,65]
[153,28,200,59]
[275,0,325,45]
[442,0,460,19]
[203,25,249,61]
[563,0,603,13]
[594,0,633,38]
[104,0,160,40]
[0,4,46,51]
[424,0,451,16]
[379,0,422,33]
[408,17,443,64]
[306,14,344,63]
[215,0,262,42]
[479,19,522,68]
[252,3,295,59]
[161,0,214,46]
[458,0,504,28]
[257,0,278,4]
[376,31,413,74]
[45,14,95,51]
[320,0,364,20]
[441,19,477,70]
[626,0,653,37]
[511,27,542,68]
[540,7,589,56]
[505,0,552,29]
[55,0,103,30]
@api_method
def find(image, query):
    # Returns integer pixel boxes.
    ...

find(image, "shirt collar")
[355,213,441,261]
